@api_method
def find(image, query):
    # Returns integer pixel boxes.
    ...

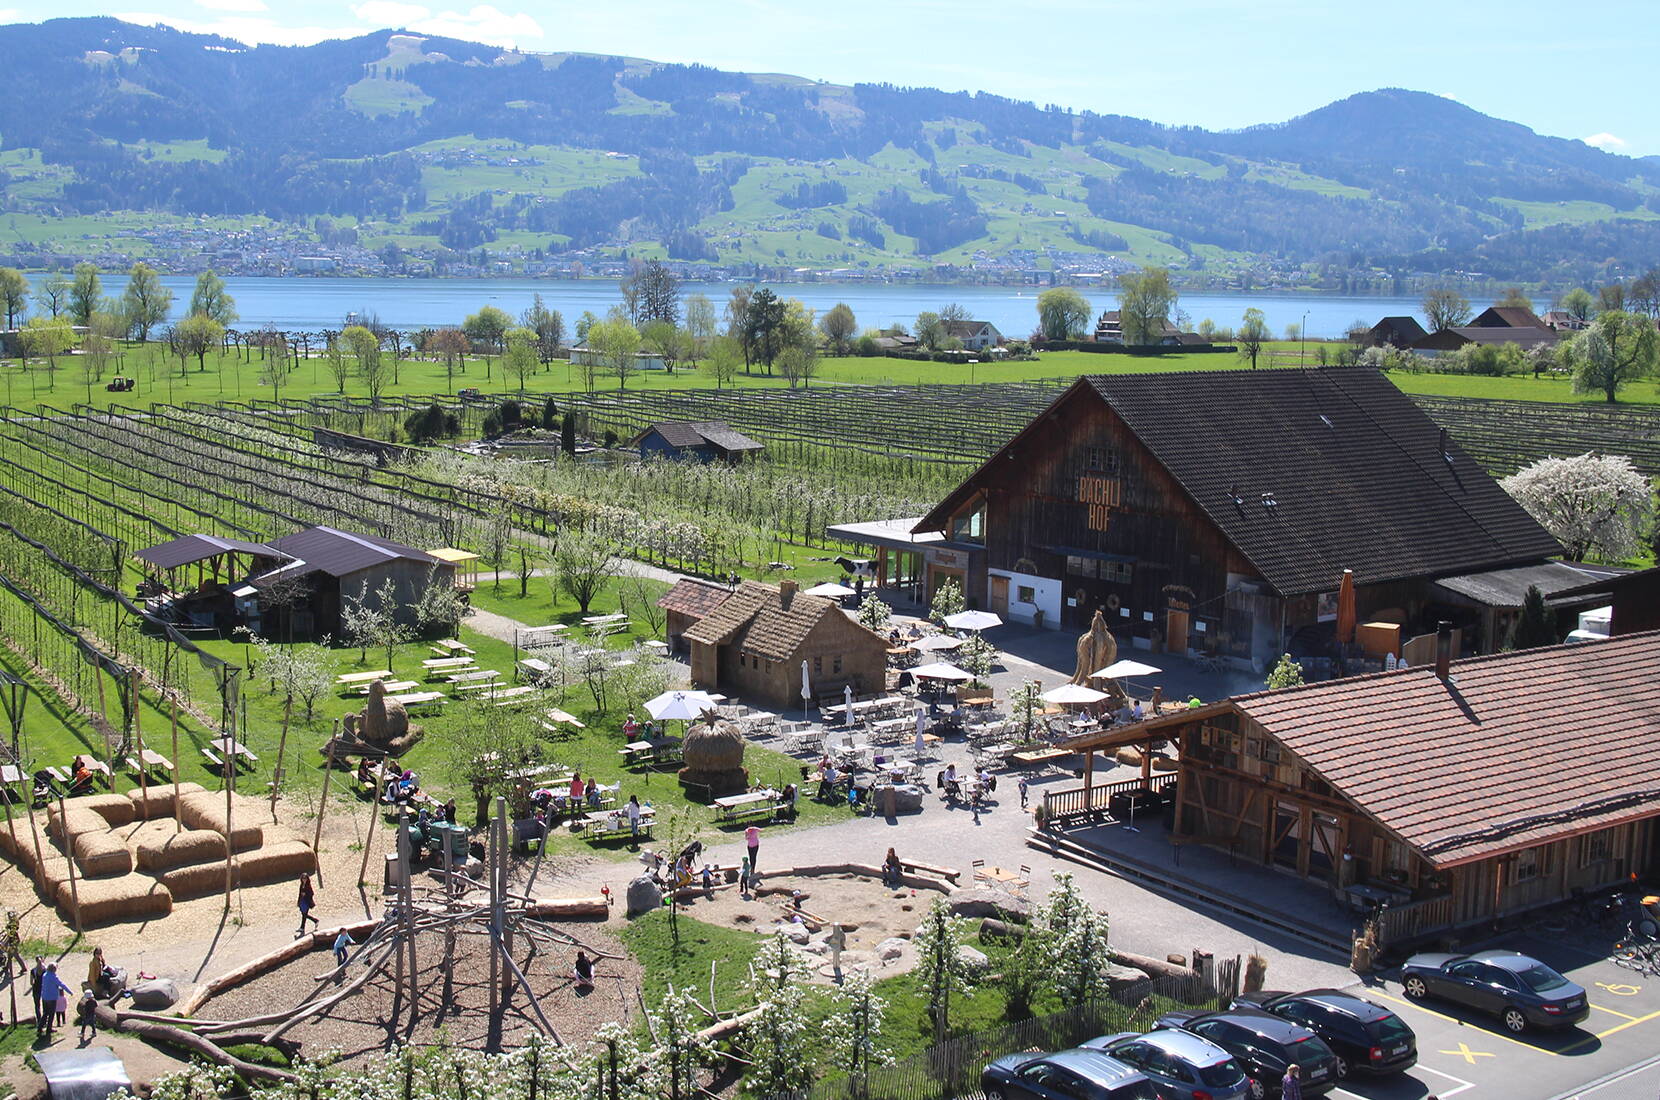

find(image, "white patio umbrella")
[844,683,855,723]
[805,581,857,598]
[644,690,717,722]
[801,659,812,717]
[911,662,973,681]
[1091,659,1164,679]
[912,634,963,652]
[1041,683,1109,705]
[944,609,1003,632]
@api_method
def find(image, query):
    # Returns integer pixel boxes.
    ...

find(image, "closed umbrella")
[1335,568,1357,646]
[645,690,717,721]
[801,659,812,718]
[944,610,1003,632]
[844,683,855,724]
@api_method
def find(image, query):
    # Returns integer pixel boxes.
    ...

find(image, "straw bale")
[72,829,132,878]
[46,808,109,846]
[49,794,135,828]
[56,874,172,927]
[176,791,263,849]
[128,782,206,820]
[136,829,231,873]
[159,840,316,901]
[0,815,48,861]
[31,853,75,895]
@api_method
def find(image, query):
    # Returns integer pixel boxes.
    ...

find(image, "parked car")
[1083,1028,1252,1100]
[1154,1008,1340,1098]
[1230,989,1416,1077]
[1400,949,1588,1033]
[982,1049,1160,1100]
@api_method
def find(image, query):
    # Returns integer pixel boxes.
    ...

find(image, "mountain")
[2,17,1658,283]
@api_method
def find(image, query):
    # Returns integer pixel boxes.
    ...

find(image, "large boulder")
[127,978,179,1010]
[887,785,926,814]
[950,887,1029,921]
[625,875,663,917]
[876,937,907,962]
[956,945,991,973]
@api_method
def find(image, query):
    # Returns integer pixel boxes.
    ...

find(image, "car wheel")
[1503,1006,1528,1034]
[1404,975,1428,999]
[1334,1056,1350,1079]
[1248,1078,1266,1100]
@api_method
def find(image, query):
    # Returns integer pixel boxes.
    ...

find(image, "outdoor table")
[212,737,258,763]
[432,638,475,654]
[517,657,552,681]
[391,691,446,708]
[421,656,474,670]
[642,640,669,652]
[580,809,654,839]
[620,738,682,765]
[0,764,23,786]
[581,613,628,626]
[1341,881,1411,914]
[453,680,507,695]
[446,668,499,683]
[491,686,539,705]
[1010,747,1069,768]
[713,789,781,822]
[337,669,393,685]
[360,679,419,694]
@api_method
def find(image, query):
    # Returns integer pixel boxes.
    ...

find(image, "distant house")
[1541,310,1588,333]
[1092,310,1193,346]
[569,346,668,372]
[681,579,889,710]
[1470,305,1547,329]
[871,334,919,353]
[657,576,734,653]
[941,319,1003,350]
[630,421,764,464]
[1368,315,1428,349]
[1412,326,1557,352]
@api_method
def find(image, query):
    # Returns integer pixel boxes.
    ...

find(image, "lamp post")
[1300,310,1310,367]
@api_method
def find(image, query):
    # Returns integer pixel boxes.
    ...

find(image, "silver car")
[1083,1029,1252,1100]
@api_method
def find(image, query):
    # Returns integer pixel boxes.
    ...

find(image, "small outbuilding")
[630,421,764,464]
[1367,316,1427,349]
[658,576,735,653]
[257,526,454,640]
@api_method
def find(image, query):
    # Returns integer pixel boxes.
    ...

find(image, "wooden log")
[92,1002,297,1085]
[1110,948,1195,983]
[694,1005,765,1045]
[523,897,610,920]
[178,917,383,1018]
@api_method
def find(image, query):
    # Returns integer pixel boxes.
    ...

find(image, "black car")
[1157,1008,1341,1098]
[982,1049,1161,1100]
[1231,989,1416,1078]
[1400,948,1588,1033]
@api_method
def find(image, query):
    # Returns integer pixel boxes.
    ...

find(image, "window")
[1582,831,1612,862]
[832,656,842,675]
[950,503,985,544]
[1084,445,1120,475]
[814,656,822,676]
[1102,561,1133,584]
[1511,845,1549,883]
[1017,585,1036,604]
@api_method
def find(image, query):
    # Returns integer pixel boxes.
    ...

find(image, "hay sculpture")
[678,710,748,798]
[50,794,136,828]
[128,781,206,820]
[136,829,239,874]
[177,791,264,850]
[56,876,172,926]
[341,679,424,756]
[1070,609,1119,685]
[70,830,132,878]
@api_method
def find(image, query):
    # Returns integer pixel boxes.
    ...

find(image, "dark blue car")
[982,1049,1160,1100]
[1231,989,1416,1077]
[1400,948,1588,1033]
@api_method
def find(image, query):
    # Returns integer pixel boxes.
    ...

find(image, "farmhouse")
[1092,310,1198,346]
[1366,315,1427,349]
[1077,629,1660,948]
[1541,309,1588,333]
[1470,305,1548,329]
[942,319,1003,350]
[133,534,294,633]
[1411,325,1556,352]
[909,368,1569,665]
[680,579,888,710]
[629,421,764,464]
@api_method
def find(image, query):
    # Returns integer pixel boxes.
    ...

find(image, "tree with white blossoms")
[1501,452,1653,562]
[744,930,815,1096]
[243,632,335,721]
[913,896,976,1042]
[824,966,893,1083]
[414,563,467,637]
[341,576,413,669]
[1053,891,1113,1006]
[1265,653,1305,690]
[856,592,891,633]
[957,632,996,686]
[650,985,714,1100]
[929,577,965,625]
[1009,679,1044,739]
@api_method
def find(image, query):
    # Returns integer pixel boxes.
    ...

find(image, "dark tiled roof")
[1231,631,1660,866]
[134,534,285,570]
[657,577,732,619]
[943,319,998,338]
[635,421,764,454]
[1369,316,1427,343]
[1472,306,1547,329]
[1420,326,1557,348]
[1432,561,1602,607]
[683,580,878,662]
[265,526,441,579]
[916,368,1562,597]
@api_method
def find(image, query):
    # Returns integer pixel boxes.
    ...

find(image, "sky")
[1,0,1656,157]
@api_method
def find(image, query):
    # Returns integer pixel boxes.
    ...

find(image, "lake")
[153,276,1423,341]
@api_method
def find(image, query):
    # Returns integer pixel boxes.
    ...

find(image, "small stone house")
[657,577,735,653]
[681,579,889,710]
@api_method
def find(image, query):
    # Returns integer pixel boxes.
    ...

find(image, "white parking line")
[1330,1064,1474,1100]
[1548,1049,1660,1099]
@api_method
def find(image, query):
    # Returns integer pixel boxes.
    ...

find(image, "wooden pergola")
[1041,703,1228,828]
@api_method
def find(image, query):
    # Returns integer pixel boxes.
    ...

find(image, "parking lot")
[1325,931,1660,1100]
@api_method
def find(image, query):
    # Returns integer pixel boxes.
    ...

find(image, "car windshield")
[1369,1015,1413,1044]
[1515,964,1570,993]
[1198,1060,1248,1088]
[1108,1081,1161,1100]
[1290,1037,1335,1067]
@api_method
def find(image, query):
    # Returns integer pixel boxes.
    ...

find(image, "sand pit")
[205,921,641,1061]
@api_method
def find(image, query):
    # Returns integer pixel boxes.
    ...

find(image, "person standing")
[1280,1063,1303,1100]
[76,988,99,1044]
[333,930,353,969]
[745,823,761,871]
[29,955,45,1031]
[37,963,69,1036]
[1018,775,1030,810]
[625,794,642,838]
[296,873,319,936]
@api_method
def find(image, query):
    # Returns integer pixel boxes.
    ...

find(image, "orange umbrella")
[1335,568,1356,645]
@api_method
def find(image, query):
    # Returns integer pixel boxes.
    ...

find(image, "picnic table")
[422,656,475,670]
[431,638,475,655]
[1010,747,1070,768]
[581,613,628,626]
[491,686,540,706]
[713,789,781,823]
[360,679,419,695]
[453,680,508,695]
[391,691,446,711]
[620,738,682,766]
[125,749,174,778]
[0,763,23,786]
[446,668,499,683]
[337,669,394,686]
[543,707,586,728]
[212,737,259,764]
[578,809,654,840]
[517,657,552,682]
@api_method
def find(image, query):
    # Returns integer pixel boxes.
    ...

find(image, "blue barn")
[630,420,764,464]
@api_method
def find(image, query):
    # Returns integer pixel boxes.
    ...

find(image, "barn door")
[988,576,1009,617]
[1165,609,1190,654]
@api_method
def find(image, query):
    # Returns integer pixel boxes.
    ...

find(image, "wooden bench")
[200,746,227,774]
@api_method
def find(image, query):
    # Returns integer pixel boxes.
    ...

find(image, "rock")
[782,923,812,944]
[876,937,906,961]
[803,939,828,955]
[1104,963,1151,994]
[626,875,663,917]
[956,945,990,972]
[888,785,925,814]
[949,887,1029,920]
[127,978,178,1010]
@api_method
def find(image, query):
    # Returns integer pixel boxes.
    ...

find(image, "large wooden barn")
[911,368,1581,667]
[681,580,888,710]
[1099,630,1660,947]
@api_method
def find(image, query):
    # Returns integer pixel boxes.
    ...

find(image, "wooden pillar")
[1171,729,1192,842]
[57,794,82,934]
[1082,741,1093,814]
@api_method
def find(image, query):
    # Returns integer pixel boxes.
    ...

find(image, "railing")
[1041,775,1177,828]
[1371,893,1456,949]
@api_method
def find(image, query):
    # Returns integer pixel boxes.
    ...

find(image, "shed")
[630,421,764,464]
[427,547,481,593]
[1367,316,1427,349]
[255,526,453,640]
[657,577,734,652]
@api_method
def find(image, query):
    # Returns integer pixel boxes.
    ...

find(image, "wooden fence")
[1042,776,1178,829]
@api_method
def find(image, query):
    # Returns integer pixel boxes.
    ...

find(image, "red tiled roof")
[657,577,732,619]
[1231,631,1660,867]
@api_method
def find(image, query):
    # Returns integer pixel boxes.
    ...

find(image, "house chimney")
[1434,620,1453,681]
[779,578,798,606]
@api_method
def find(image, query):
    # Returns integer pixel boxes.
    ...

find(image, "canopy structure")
[644,690,718,721]
[428,547,482,592]
[804,581,857,598]
[1043,683,1109,705]
[912,634,963,652]
[911,662,972,681]
[1091,659,1163,680]
[944,610,1003,632]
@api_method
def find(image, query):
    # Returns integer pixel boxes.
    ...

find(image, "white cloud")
[113,11,362,45]
[0,9,20,21]
[349,2,542,47]
[1583,132,1627,151]
[196,0,268,12]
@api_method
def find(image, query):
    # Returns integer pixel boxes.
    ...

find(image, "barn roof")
[133,534,286,570]
[682,580,878,662]
[263,526,442,580]
[915,368,1562,597]
[632,421,764,454]
[1229,631,1660,866]
[657,577,733,619]
[1472,305,1547,329]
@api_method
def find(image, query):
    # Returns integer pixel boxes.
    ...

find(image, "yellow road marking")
[1560,1008,1660,1052]
[1370,990,1559,1056]
[1594,981,1640,997]
[1589,1002,1637,1021]
[1438,1042,1494,1065]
